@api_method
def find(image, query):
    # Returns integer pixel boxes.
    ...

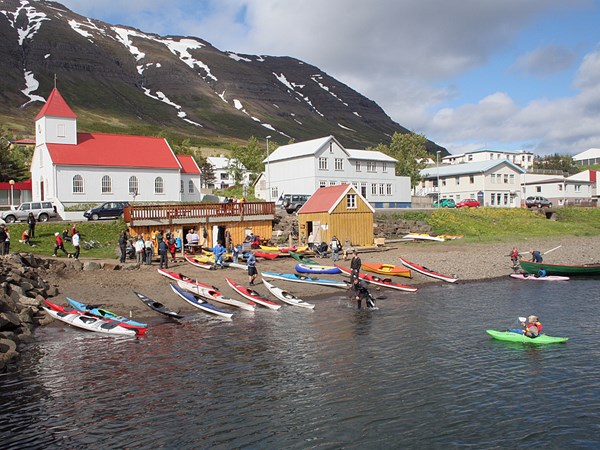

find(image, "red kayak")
[225,277,281,310]
[399,257,458,283]
[158,268,201,283]
[335,265,417,292]
[254,252,279,260]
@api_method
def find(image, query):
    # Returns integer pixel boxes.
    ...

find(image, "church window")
[72,175,84,193]
[101,175,112,194]
[188,180,194,193]
[129,176,139,195]
[155,177,164,194]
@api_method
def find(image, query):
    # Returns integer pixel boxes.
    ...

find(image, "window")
[271,187,278,199]
[468,154,473,161]
[329,180,336,186]
[355,161,361,172]
[188,180,194,193]
[220,173,229,180]
[491,174,496,184]
[469,175,475,184]
[504,193,508,205]
[371,184,377,195]
[455,177,460,185]
[346,194,357,209]
[386,184,392,195]
[352,181,358,189]
[155,177,164,194]
[319,157,328,170]
[129,176,139,195]
[558,184,563,191]
[536,186,541,193]
[335,158,343,171]
[575,184,581,192]
[367,161,376,172]
[319,180,327,188]
[442,179,446,187]
[382,162,387,173]
[378,183,384,195]
[490,193,495,206]
[504,174,509,184]
[180,180,184,193]
[72,175,84,193]
[101,175,112,194]
[509,174,515,183]
[57,124,65,137]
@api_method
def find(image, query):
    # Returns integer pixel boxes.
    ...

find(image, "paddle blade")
[518,316,527,323]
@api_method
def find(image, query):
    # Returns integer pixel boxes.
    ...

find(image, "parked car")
[456,199,481,208]
[0,201,57,223]
[283,194,311,213]
[525,196,552,208]
[433,198,456,208]
[84,202,129,220]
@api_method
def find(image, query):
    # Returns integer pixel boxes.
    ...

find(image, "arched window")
[72,175,84,193]
[155,177,164,194]
[188,180,194,193]
[129,176,139,195]
[101,175,112,193]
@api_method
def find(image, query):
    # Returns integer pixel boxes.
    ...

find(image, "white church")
[31,88,201,208]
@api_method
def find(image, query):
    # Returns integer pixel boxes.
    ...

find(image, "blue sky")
[57,0,600,156]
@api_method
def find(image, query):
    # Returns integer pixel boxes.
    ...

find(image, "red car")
[456,199,480,208]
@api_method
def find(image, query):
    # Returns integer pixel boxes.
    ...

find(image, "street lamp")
[436,151,441,207]
[9,179,15,208]
[265,136,272,202]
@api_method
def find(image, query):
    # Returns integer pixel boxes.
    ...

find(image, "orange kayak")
[362,263,411,278]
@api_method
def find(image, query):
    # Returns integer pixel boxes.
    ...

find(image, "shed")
[297,184,374,247]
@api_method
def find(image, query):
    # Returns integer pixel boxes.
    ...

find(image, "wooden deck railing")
[124,202,275,223]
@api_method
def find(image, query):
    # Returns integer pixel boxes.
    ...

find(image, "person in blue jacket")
[213,241,226,269]
[531,249,543,263]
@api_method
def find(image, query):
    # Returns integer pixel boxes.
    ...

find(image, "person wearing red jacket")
[522,315,543,337]
[53,232,69,257]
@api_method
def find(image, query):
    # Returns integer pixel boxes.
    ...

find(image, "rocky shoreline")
[1,234,599,371]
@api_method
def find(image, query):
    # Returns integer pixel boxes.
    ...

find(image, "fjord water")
[2,279,600,449]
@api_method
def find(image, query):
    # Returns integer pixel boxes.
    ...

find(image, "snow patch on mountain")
[112,26,146,61]
[21,70,45,106]
[1,0,49,46]
[142,88,203,127]
[228,52,252,62]
[157,37,218,81]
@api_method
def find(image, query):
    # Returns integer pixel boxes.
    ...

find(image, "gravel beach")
[46,235,600,318]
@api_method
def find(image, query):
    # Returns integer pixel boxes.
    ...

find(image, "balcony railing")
[125,202,275,223]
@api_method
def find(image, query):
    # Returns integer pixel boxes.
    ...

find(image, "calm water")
[2,278,600,449]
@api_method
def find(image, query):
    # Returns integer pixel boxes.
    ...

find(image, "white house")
[573,148,600,166]
[420,160,526,207]
[206,155,251,189]
[30,88,201,209]
[255,135,412,208]
[522,171,595,206]
[442,149,534,170]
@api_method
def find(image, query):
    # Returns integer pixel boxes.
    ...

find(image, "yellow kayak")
[362,263,412,278]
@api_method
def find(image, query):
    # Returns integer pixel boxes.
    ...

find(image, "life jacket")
[526,321,542,333]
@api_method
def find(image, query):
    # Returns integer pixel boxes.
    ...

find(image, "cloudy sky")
[57,0,600,156]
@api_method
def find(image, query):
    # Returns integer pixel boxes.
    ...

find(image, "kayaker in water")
[534,268,547,278]
[352,277,374,309]
[522,315,543,337]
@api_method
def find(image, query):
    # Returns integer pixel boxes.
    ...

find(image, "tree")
[370,131,430,189]
[230,137,277,181]
[197,155,216,188]
[0,135,30,182]
[533,154,578,175]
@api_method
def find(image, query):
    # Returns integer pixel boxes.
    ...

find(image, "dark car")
[283,194,310,213]
[525,196,552,208]
[84,202,129,220]
[456,199,481,208]
[433,198,456,208]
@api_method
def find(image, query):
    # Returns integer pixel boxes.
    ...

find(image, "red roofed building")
[297,184,374,246]
[31,88,201,207]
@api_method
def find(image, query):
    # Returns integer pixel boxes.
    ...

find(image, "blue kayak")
[169,283,233,319]
[67,297,147,328]
[295,263,342,275]
[262,272,349,288]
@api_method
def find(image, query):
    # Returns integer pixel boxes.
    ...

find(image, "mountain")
[0,0,446,153]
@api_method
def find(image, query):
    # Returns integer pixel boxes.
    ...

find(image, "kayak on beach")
[335,265,417,292]
[289,251,319,265]
[486,329,569,344]
[261,272,349,289]
[133,291,184,320]
[43,300,137,336]
[169,282,233,319]
[66,297,148,331]
[361,262,411,278]
[261,279,315,309]
[176,279,256,311]
[402,233,445,242]
[225,277,281,310]
[295,263,341,275]
[509,273,570,281]
[184,254,214,270]
[399,257,458,283]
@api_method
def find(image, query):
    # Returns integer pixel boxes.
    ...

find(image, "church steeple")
[35,88,78,145]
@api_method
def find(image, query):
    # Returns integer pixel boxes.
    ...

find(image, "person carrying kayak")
[352,277,375,309]
[522,315,543,337]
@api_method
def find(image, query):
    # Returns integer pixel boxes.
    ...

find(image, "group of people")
[52,224,80,259]
[348,250,376,309]
[510,247,547,277]
[129,230,182,268]
[0,224,10,255]
[185,228,206,253]
[306,232,343,262]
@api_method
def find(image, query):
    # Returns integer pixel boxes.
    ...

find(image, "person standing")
[53,232,69,257]
[330,236,341,262]
[213,241,226,269]
[72,230,81,260]
[119,230,128,263]
[510,247,520,270]
[3,227,10,254]
[0,225,6,255]
[144,236,154,265]
[352,277,374,309]
[308,232,315,251]
[135,237,145,264]
[27,213,36,239]
[350,250,362,280]
[247,251,258,285]
[158,238,169,269]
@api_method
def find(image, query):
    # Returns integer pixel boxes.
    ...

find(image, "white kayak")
[510,273,570,281]
[43,308,137,336]
[177,279,256,311]
[262,279,315,309]
[169,283,234,319]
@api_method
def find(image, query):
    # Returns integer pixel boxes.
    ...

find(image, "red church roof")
[298,184,353,214]
[176,155,201,174]
[35,88,77,120]
[46,133,181,169]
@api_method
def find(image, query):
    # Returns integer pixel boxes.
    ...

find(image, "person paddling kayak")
[521,315,543,337]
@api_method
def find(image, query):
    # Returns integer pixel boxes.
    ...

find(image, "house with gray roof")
[442,149,534,170]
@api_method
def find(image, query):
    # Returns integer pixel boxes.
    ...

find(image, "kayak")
[335,265,417,292]
[169,282,233,319]
[289,251,319,265]
[510,273,570,281]
[295,263,341,275]
[184,254,213,270]
[254,252,279,260]
[362,263,411,278]
[133,291,184,319]
[225,277,281,310]
[261,279,315,309]
[176,279,255,311]
[157,268,196,282]
[43,300,137,336]
[399,257,458,283]
[403,233,445,242]
[67,297,148,331]
[486,329,569,344]
[261,272,349,289]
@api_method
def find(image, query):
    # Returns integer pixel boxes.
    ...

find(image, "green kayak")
[486,330,569,344]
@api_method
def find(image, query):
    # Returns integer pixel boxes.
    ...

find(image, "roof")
[298,184,374,214]
[46,133,181,169]
[421,160,526,178]
[573,148,600,161]
[265,135,344,163]
[467,148,533,155]
[207,156,247,171]
[0,179,32,190]
[346,149,397,163]
[177,155,200,174]
[35,88,77,120]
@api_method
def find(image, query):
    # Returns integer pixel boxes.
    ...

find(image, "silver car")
[0,201,57,223]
